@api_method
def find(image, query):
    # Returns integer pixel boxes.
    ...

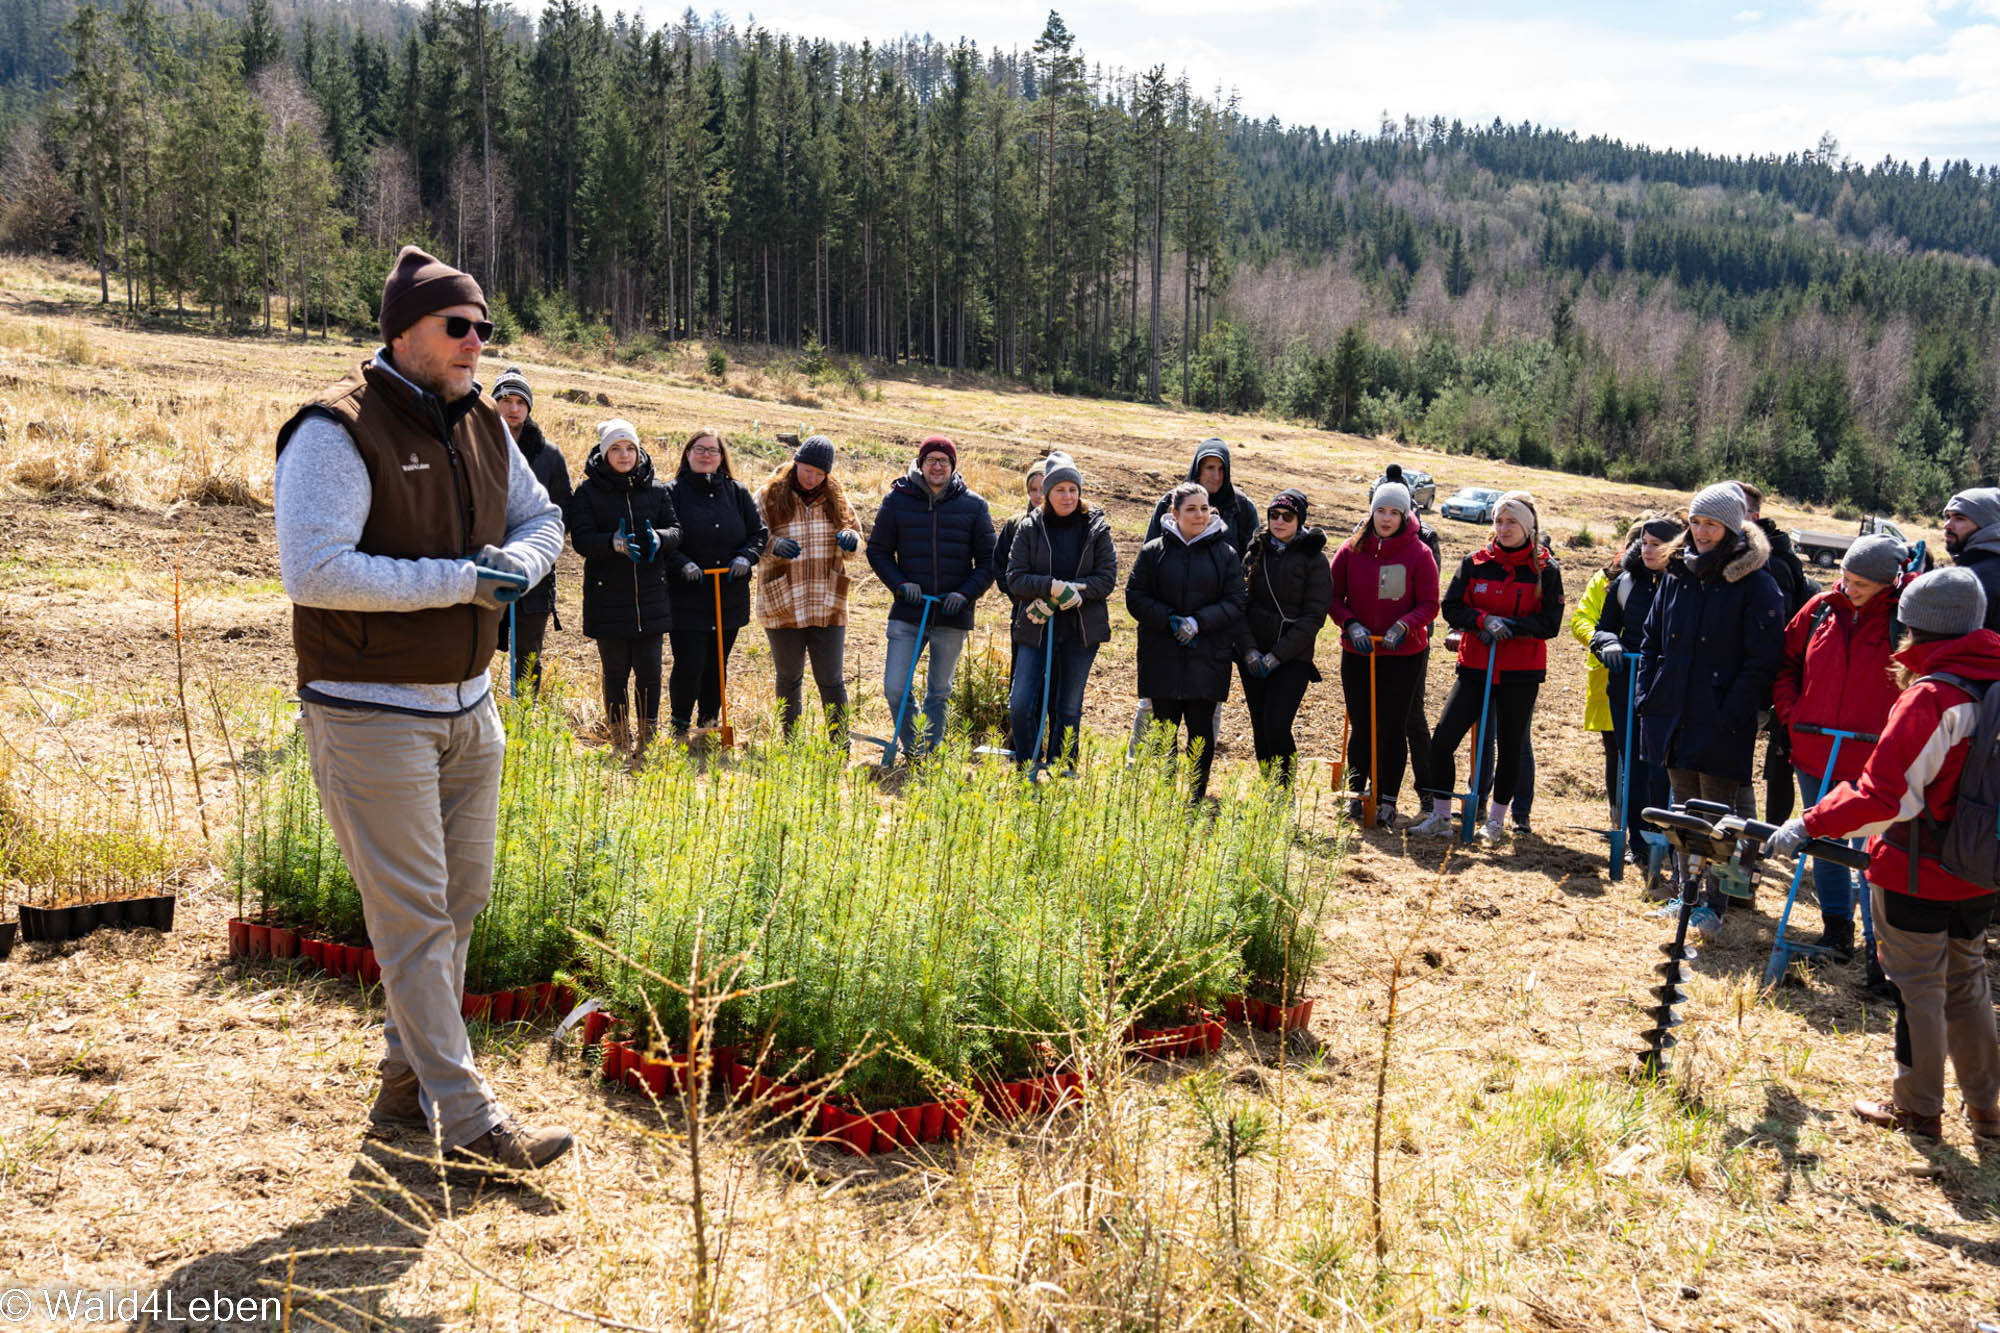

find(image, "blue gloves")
[1171,616,1199,645]
[899,582,925,606]
[1382,621,1407,652]
[773,536,803,560]
[836,529,860,552]
[1762,817,1809,859]
[471,545,531,608]
[1346,621,1374,653]
[940,591,968,616]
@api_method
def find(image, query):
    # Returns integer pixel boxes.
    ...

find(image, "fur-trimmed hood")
[1663,520,1770,584]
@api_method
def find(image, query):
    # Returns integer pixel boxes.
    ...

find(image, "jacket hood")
[1967,519,2000,560]
[1756,516,1797,557]
[1893,627,2000,681]
[1259,524,1326,558]
[1184,439,1233,491]
[584,442,655,490]
[512,417,546,463]
[1664,520,1771,583]
[895,465,967,504]
[1166,511,1229,546]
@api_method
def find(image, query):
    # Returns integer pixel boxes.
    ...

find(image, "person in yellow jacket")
[1570,555,1620,824]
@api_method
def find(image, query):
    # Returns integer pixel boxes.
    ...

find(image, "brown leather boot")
[1967,1104,2000,1143]
[446,1116,575,1175]
[1852,1097,1942,1138]
[368,1069,427,1134]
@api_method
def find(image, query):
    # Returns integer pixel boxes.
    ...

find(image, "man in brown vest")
[273,246,572,1174]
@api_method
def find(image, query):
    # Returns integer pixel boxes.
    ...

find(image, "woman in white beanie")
[1410,491,1564,843]
[1635,480,1786,940]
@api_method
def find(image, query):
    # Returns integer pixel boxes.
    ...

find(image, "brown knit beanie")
[379,245,486,345]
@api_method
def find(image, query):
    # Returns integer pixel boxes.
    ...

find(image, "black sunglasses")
[428,313,494,342]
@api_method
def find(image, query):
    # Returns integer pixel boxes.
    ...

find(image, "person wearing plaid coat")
[756,435,862,741]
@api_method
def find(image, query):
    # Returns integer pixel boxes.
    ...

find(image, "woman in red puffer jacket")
[1409,491,1564,843]
[1327,479,1437,827]
[1767,568,2000,1142]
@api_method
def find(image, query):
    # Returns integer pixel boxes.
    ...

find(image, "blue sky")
[670,0,2000,167]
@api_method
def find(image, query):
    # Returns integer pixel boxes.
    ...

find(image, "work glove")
[836,529,860,552]
[1483,616,1514,642]
[612,518,632,558]
[680,562,704,583]
[1049,582,1083,612]
[1026,597,1056,625]
[729,556,753,581]
[773,536,803,560]
[940,591,968,616]
[1172,616,1199,645]
[1241,648,1267,678]
[1904,539,1926,574]
[1259,652,1280,676]
[899,582,925,606]
[633,522,663,562]
[1381,621,1408,652]
[1761,817,1809,860]
[1345,621,1374,653]
[1598,641,1626,672]
[470,545,531,609]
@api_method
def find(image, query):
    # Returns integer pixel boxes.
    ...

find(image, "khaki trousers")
[302,698,506,1148]
[1871,884,2000,1119]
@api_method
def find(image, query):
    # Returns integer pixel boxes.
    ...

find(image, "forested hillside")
[2,0,1996,512]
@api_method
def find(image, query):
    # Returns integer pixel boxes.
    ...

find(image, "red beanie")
[916,434,957,468]
[379,245,486,345]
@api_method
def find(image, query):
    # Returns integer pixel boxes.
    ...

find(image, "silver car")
[1440,486,1503,523]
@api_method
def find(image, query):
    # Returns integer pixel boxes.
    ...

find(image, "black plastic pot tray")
[18,895,176,944]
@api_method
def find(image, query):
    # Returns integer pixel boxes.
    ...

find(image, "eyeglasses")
[688,444,722,456]
[428,314,494,342]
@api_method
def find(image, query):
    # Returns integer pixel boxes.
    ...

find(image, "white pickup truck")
[1791,516,1912,569]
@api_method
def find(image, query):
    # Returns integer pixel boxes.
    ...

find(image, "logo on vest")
[401,452,430,473]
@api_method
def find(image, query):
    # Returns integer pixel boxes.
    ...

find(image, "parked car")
[1440,486,1503,523]
[1792,515,1916,569]
[1401,469,1436,512]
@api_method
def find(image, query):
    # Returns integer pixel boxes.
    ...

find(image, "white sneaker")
[1408,810,1456,837]
[1479,816,1507,845]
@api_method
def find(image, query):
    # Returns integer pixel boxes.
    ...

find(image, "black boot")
[1814,917,1856,964]
[1862,942,1897,1000]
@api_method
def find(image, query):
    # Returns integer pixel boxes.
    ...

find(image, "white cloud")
[1733,8,1765,19]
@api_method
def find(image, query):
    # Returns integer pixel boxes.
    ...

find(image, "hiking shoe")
[1375,802,1398,829]
[1966,1104,2000,1144]
[1346,797,1366,824]
[1478,816,1507,845]
[1689,905,1723,943]
[447,1116,575,1175]
[1814,918,1856,965]
[368,1070,427,1134]
[1852,1098,1941,1139]
[1408,810,1456,838]
[1862,947,1898,1000]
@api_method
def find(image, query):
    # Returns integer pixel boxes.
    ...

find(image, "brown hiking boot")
[446,1116,575,1175]
[1852,1098,1942,1139]
[368,1069,427,1134]
[1967,1104,2000,1144]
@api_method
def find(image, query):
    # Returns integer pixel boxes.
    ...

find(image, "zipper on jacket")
[624,491,645,635]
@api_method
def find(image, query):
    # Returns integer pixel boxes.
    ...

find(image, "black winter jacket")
[1590,541,1667,659]
[1144,443,1260,554]
[1235,526,1332,678]
[994,509,1032,598]
[1756,518,1810,618]
[566,446,682,638]
[667,470,767,631]
[1635,524,1787,782]
[1957,544,2000,632]
[1125,516,1248,702]
[1006,504,1119,647]
[511,418,572,615]
[866,468,998,631]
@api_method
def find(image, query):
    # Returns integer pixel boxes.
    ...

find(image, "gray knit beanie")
[1372,482,1414,516]
[1898,567,1988,637]
[1842,535,1903,585]
[1689,483,1747,535]
[794,434,835,472]
[492,365,532,408]
[1041,451,1083,492]
[1945,488,2000,532]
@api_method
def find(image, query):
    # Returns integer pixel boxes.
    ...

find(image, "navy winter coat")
[1635,524,1787,783]
[1006,503,1119,647]
[511,418,572,615]
[666,469,767,631]
[566,446,681,639]
[866,468,998,631]
[1125,516,1248,702]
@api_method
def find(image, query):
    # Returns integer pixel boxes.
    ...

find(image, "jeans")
[301,699,506,1149]
[1477,726,1538,823]
[767,625,848,739]
[1403,646,1434,797]
[1794,766,1863,922]
[1009,635,1099,766]
[668,625,740,728]
[883,618,968,755]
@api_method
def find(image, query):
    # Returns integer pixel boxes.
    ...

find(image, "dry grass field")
[0,257,1992,1332]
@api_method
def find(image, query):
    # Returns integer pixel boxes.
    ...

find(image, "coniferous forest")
[2,0,1997,513]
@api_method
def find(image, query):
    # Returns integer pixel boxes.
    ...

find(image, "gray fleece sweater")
[273,353,564,714]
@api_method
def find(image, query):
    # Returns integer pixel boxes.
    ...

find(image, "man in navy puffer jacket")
[866,435,997,755]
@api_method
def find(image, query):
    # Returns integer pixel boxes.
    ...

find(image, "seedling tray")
[19,895,176,944]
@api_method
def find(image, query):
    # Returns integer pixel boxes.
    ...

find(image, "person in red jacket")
[1410,492,1564,843]
[1765,568,2000,1142]
[1328,480,1439,827]
[1770,535,1905,967]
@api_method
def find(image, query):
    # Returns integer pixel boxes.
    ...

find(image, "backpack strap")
[1806,599,1835,641]
[1903,672,1993,886]
[1918,671,1988,701]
